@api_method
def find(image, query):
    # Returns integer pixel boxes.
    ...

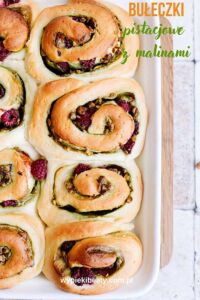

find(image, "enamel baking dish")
[0,0,161,298]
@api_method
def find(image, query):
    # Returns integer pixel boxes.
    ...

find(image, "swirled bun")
[0,1,38,61]
[0,213,45,289]
[43,221,142,295]
[26,0,139,83]
[0,61,37,144]
[38,160,142,226]
[0,147,38,210]
[28,78,147,161]
[0,8,28,52]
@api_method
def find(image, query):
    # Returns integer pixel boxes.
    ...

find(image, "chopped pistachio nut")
[0,164,12,187]
[0,246,12,265]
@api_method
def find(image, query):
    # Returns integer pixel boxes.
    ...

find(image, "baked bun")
[43,221,142,295]
[29,78,147,161]
[0,147,39,209]
[0,1,36,61]
[38,160,142,226]
[0,213,45,289]
[26,0,139,83]
[0,61,36,143]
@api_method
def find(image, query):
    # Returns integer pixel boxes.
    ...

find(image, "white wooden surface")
[140,211,195,300]
[164,0,194,61]
[140,0,198,298]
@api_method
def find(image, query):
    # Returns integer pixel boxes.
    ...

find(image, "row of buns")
[0,0,147,295]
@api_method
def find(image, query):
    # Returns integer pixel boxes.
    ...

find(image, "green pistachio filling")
[54,240,124,281]
[52,164,133,216]
[41,15,123,76]
[0,181,39,208]
[0,224,34,276]
[47,93,139,155]
[0,164,12,188]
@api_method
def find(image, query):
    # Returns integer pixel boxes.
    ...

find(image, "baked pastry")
[0,61,36,143]
[26,0,139,83]
[0,213,45,289]
[43,221,142,295]
[29,78,147,161]
[0,147,39,209]
[38,160,142,226]
[0,0,34,61]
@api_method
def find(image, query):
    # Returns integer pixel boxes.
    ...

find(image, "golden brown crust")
[28,78,83,158]
[38,160,142,226]
[67,240,117,268]
[63,168,130,210]
[28,78,147,161]
[43,221,142,295]
[25,0,139,83]
[41,1,120,63]
[51,101,134,153]
[0,226,33,279]
[46,221,133,240]
[0,213,45,289]
[0,61,37,144]
[0,7,29,52]
[0,148,34,205]
[1,1,41,61]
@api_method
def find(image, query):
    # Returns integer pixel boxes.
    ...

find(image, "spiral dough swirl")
[43,222,142,295]
[0,225,33,279]
[0,148,35,208]
[55,165,131,212]
[29,78,147,160]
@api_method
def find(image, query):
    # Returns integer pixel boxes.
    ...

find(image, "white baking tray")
[0,0,161,298]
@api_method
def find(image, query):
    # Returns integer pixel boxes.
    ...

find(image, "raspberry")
[76,113,92,130]
[0,84,5,99]
[76,107,96,130]
[116,100,131,113]
[56,62,70,73]
[73,164,91,176]
[0,40,10,61]
[1,109,20,127]
[31,159,48,181]
[1,200,17,207]
[121,137,135,154]
[72,17,95,29]
[3,0,20,6]
[80,58,96,71]
[71,267,95,286]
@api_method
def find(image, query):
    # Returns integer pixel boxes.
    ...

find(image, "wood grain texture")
[160,17,174,268]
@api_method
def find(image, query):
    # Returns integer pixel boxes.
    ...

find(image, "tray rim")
[0,1,162,299]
